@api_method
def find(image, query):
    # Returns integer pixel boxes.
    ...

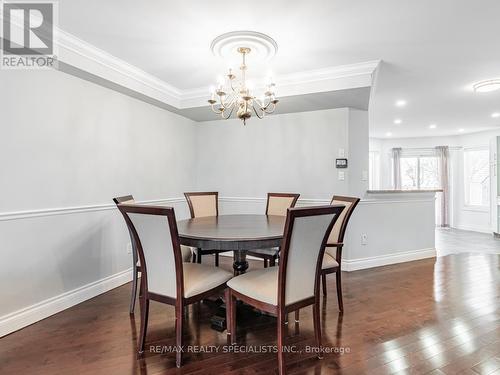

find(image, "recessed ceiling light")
[473,79,500,93]
[394,118,402,124]
[492,112,500,118]
[395,100,407,107]
[458,128,465,132]
[429,124,437,129]
[386,132,392,137]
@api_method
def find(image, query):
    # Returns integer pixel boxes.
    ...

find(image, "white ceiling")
[58,0,500,138]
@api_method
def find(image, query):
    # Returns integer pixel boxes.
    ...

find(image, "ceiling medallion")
[473,79,500,93]
[208,31,279,125]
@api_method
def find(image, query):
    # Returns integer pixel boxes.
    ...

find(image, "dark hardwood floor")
[1,243,499,374]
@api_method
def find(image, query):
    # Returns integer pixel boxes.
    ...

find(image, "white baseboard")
[222,248,436,272]
[342,248,436,271]
[452,225,491,234]
[0,268,133,338]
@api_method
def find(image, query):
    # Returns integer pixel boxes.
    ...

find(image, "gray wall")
[195,108,368,199]
[0,69,197,320]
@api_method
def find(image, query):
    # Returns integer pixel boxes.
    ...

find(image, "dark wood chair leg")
[192,252,197,263]
[138,297,149,355]
[336,271,344,312]
[294,309,300,322]
[215,253,219,267]
[229,290,237,344]
[277,311,286,375]
[196,248,202,264]
[130,267,138,314]
[175,302,184,368]
[264,259,268,268]
[313,298,323,359]
[322,273,327,297]
[225,289,232,337]
[270,256,276,267]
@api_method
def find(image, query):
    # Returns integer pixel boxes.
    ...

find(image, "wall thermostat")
[336,158,348,168]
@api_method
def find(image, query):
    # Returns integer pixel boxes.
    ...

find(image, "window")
[400,155,439,190]
[419,157,440,189]
[464,148,489,207]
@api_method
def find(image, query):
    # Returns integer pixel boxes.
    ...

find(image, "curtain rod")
[394,146,463,151]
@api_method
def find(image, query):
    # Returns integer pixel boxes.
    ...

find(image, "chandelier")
[208,31,279,125]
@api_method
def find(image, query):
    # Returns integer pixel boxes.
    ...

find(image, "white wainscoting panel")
[219,195,437,271]
[0,198,188,337]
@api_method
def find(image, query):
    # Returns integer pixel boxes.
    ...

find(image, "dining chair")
[117,203,233,367]
[321,195,360,312]
[247,193,300,267]
[113,195,192,314]
[226,205,344,375]
[184,192,226,266]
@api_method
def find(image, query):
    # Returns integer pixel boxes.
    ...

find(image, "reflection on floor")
[436,227,500,256]
[0,235,499,374]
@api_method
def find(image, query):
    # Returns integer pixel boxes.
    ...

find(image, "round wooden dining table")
[177,214,286,274]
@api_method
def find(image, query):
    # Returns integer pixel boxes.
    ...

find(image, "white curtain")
[436,146,450,227]
[392,147,402,189]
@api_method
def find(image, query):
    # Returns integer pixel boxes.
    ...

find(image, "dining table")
[177,214,286,275]
[177,214,286,331]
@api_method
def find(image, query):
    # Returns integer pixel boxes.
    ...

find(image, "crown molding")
[48,27,379,112]
[180,60,380,108]
[56,29,183,108]
[278,60,380,85]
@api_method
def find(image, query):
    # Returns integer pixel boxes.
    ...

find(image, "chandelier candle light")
[208,31,279,125]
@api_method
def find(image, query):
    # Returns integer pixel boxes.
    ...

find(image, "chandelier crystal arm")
[207,40,279,124]
[210,105,223,115]
[222,105,235,119]
[263,102,277,114]
[252,105,264,119]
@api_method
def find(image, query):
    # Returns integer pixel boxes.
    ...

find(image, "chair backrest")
[117,204,184,300]
[113,195,137,251]
[278,205,344,306]
[266,193,300,216]
[184,192,218,218]
[325,196,360,259]
[113,195,135,205]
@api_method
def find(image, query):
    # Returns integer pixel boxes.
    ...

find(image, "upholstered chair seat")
[322,253,339,270]
[249,247,280,257]
[227,266,327,306]
[183,263,232,298]
[181,245,193,263]
[227,267,278,305]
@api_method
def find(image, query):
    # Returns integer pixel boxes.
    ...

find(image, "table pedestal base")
[210,302,227,331]
[209,300,271,332]
[210,250,253,330]
[233,250,248,275]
